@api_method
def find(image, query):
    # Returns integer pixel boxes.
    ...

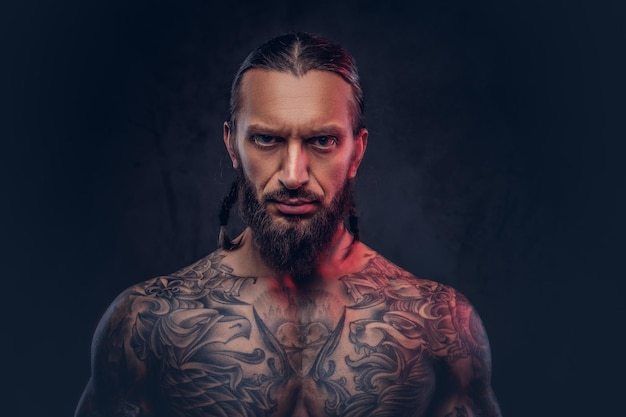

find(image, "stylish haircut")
[228,32,365,135]
[219,32,363,249]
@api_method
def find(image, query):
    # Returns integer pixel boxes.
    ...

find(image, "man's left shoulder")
[340,251,486,361]
[345,251,462,300]
[341,251,467,309]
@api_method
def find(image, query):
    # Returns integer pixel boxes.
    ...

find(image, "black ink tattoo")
[107,252,494,417]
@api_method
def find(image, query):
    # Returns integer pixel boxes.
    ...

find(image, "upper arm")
[430,291,502,417]
[75,290,155,417]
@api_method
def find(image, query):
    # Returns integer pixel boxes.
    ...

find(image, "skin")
[227,70,366,229]
[75,70,502,417]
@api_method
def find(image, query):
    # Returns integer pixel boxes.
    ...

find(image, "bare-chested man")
[75,32,502,417]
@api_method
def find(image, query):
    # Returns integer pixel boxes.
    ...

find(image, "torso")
[122,247,469,417]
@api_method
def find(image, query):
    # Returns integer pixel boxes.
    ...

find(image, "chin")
[279,215,307,225]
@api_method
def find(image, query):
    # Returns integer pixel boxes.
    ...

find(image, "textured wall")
[4,1,625,416]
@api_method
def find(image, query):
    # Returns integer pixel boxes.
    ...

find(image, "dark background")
[3,1,625,416]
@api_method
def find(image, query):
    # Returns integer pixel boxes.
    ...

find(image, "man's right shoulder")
[103,249,232,320]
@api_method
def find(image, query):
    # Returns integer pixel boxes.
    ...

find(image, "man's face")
[224,69,367,277]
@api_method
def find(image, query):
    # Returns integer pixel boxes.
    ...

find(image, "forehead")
[237,69,354,131]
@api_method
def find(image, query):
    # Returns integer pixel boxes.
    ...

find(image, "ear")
[223,121,239,169]
[348,128,368,179]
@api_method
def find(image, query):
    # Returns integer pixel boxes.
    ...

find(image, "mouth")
[269,198,318,216]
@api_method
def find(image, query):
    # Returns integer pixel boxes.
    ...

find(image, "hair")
[228,32,365,136]
[219,32,363,249]
[218,176,241,250]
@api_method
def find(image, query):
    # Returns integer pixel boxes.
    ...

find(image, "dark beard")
[237,171,353,280]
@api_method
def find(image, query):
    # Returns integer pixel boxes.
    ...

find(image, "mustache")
[235,169,322,204]
[262,188,322,203]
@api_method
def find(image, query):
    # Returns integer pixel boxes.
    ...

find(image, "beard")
[237,170,353,280]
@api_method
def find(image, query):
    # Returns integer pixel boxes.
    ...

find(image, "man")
[75,32,502,417]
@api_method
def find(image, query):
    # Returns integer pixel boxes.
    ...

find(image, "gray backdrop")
[3,1,625,416]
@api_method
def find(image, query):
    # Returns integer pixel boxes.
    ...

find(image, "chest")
[135,287,438,417]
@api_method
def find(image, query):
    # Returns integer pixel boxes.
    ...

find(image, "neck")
[236,224,358,286]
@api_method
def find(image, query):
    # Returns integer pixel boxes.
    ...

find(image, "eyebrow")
[245,123,348,137]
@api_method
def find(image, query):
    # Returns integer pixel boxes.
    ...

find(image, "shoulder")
[341,251,458,306]
[92,250,232,345]
[343,252,488,358]
[118,249,233,303]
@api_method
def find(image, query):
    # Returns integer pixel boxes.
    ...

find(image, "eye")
[251,134,281,148]
[308,136,338,150]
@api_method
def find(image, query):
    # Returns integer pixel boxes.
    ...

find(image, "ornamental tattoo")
[114,252,490,417]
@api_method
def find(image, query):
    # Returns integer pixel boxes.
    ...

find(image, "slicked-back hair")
[228,32,365,136]
[219,32,364,249]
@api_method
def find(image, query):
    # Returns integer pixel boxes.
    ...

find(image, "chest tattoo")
[126,253,468,417]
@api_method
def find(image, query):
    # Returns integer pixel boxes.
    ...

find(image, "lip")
[271,199,317,215]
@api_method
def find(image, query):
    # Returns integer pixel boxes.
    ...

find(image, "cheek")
[314,158,352,195]
[239,148,277,192]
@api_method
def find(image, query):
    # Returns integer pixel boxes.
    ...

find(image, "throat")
[241,224,357,283]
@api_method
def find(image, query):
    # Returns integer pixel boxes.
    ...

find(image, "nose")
[278,141,309,190]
